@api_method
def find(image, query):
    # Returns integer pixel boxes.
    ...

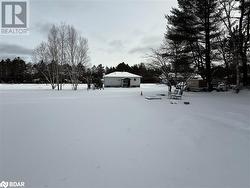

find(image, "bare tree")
[147,47,171,79]
[34,23,89,90]
[66,25,89,90]
[219,0,239,86]
[219,0,250,87]
[75,37,89,81]
[216,32,233,82]
[33,42,57,89]
[47,25,60,90]
[66,25,78,90]
[58,23,67,90]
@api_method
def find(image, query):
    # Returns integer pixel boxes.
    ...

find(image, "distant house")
[159,73,184,85]
[103,71,141,87]
[186,74,207,91]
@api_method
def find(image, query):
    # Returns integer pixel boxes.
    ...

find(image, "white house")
[103,72,141,87]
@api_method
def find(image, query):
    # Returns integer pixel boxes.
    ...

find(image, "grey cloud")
[0,43,33,56]
[141,35,162,45]
[109,40,124,49]
[128,46,151,54]
[128,35,162,54]
[90,33,107,43]
[33,22,53,35]
[131,29,145,36]
[96,40,125,53]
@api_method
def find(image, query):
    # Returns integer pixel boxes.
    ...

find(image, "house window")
[134,78,136,81]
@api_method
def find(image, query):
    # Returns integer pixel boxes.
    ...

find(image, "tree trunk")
[236,58,240,87]
[56,68,59,90]
[234,41,241,87]
[60,62,63,90]
[242,53,248,85]
[205,0,212,91]
[242,7,249,86]
[223,53,230,83]
[238,0,247,86]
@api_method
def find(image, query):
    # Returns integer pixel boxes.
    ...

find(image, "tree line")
[149,0,250,90]
[0,58,161,86]
[1,1,249,91]
[0,23,161,89]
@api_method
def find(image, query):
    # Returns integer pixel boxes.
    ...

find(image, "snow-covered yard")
[0,84,249,188]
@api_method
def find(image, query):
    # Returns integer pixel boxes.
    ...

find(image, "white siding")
[104,77,140,87]
[104,77,122,87]
[130,77,140,87]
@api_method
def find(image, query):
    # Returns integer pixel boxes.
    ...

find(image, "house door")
[122,78,130,87]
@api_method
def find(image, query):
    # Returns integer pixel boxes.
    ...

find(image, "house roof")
[187,74,203,80]
[103,71,141,78]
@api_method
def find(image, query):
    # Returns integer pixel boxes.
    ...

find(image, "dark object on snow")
[216,82,228,92]
[184,101,190,105]
[87,83,91,90]
[145,96,162,100]
[234,86,240,94]
[157,93,166,96]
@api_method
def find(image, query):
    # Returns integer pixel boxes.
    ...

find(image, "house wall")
[104,77,141,87]
[104,77,122,87]
[130,77,141,87]
[187,79,207,91]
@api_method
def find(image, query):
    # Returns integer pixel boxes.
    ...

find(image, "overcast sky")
[0,0,178,67]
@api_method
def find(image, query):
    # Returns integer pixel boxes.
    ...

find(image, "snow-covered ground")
[0,84,249,188]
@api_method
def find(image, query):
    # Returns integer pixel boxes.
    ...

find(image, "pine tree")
[165,0,222,90]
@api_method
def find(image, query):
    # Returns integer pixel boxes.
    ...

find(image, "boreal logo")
[0,181,25,188]
[0,181,8,188]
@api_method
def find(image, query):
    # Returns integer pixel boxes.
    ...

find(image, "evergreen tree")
[116,62,132,72]
[166,0,222,90]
